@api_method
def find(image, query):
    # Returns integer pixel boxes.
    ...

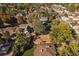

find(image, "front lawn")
[23,47,35,56]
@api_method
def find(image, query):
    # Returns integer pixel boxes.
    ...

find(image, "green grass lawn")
[23,47,35,56]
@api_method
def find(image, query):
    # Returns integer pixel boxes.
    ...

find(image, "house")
[77,21,79,24]
[40,17,48,23]
[24,26,29,34]
[15,12,26,24]
[19,24,27,29]
[0,42,11,55]
[18,24,28,33]
[73,17,79,21]
[18,24,33,34]
[73,25,79,35]
[34,43,56,56]
[19,24,29,33]
[3,23,11,27]
[3,27,16,35]
[11,33,16,41]
[34,34,52,44]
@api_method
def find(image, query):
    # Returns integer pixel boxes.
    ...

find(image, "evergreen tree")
[13,32,32,55]
[13,32,27,55]
[33,19,46,35]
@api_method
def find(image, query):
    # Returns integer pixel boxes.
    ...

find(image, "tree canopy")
[50,19,73,46]
[33,19,46,35]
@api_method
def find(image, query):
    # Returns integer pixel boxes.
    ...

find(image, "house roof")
[0,24,28,35]
[15,12,26,20]
[40,17,48,22]
[0,42,11,55]
[34,34,52,44]
[16,13,23,16]
[19,24,27,29]
[3,27,16,35]
[34,43,56,56]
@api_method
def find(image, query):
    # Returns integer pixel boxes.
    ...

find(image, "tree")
[57,36,79,56]
[3,31,10,41]
[23,47,34,56]
[50,19,73,46]
[0,5,7,13]
[2,14,11,24]
[0,17,4,28]
[27,13,35,24]
[75,4,79,11]
[50,19,79,56]
[67,4,75,12]
[33,19,46,35]
[12,32,32,55]
[68,36,79,56]
[8,6,15,15]
[27,12,39,25]
[12,32,27,55]
[0,33,3,45]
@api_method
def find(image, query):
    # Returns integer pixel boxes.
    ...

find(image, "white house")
[40,17,48,22]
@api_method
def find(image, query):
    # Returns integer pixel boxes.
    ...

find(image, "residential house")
[19,24,33,33]
[15,12,26,24]
[0,42,11,55]
[34,34,52,44]
[2,27,16,35]
[40,17,48,23]
[34,43,56,56]
[73,25,79,35]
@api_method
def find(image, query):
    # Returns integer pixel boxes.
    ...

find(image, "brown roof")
[4,27,16,35]
[0,27,17,35]
[19,24,27,29]
[0,24,28,35]
[15,15,25,21]
[34,43,56,56]
[34,34,52,44]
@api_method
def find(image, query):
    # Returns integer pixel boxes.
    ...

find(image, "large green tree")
[50,19,79,56]
[13,32,27,55]
[57,36,79,56]
[12,32,32,55]
[50,19,73,46]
